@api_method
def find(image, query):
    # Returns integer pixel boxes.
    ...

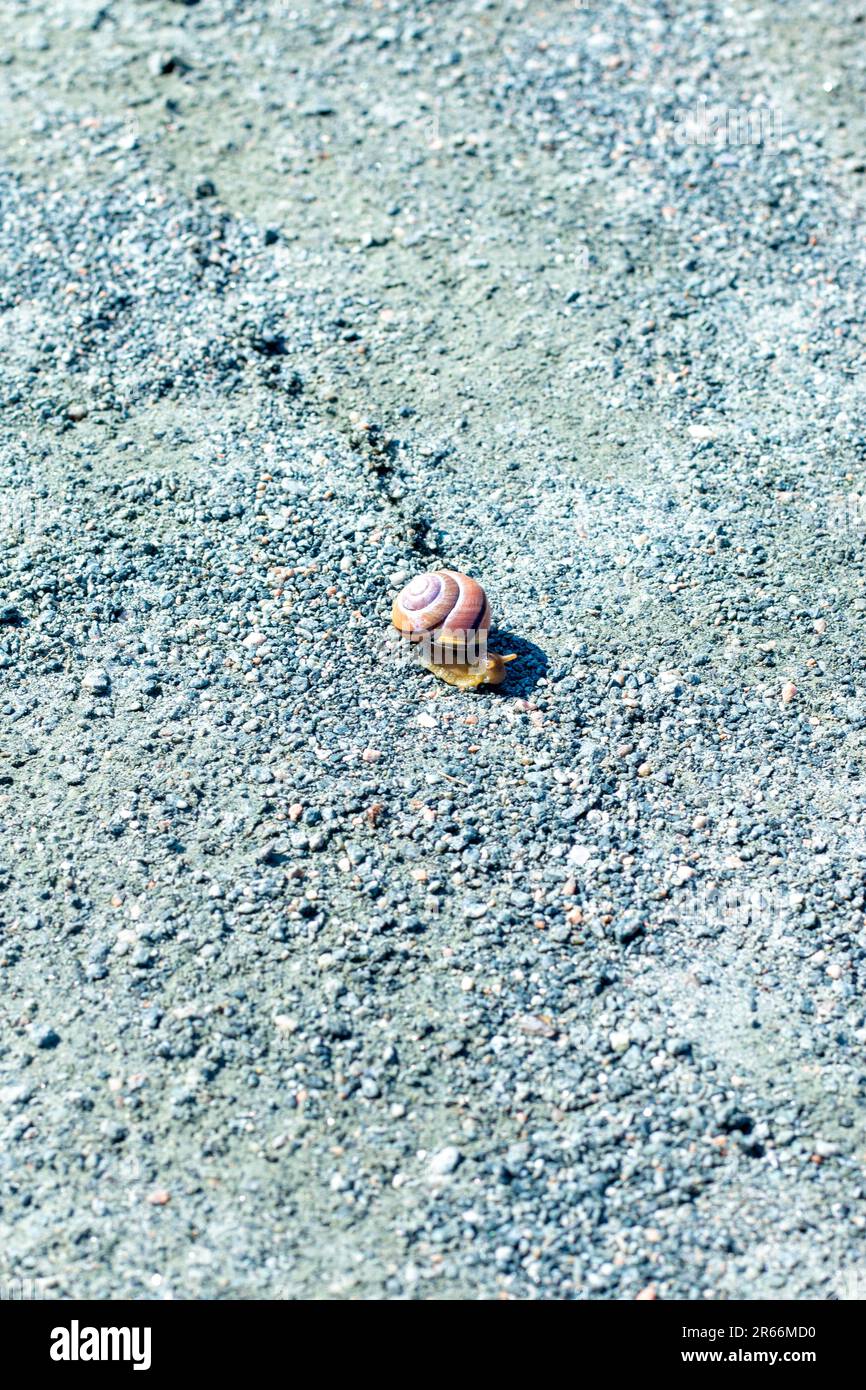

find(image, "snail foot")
[419,652,516,690]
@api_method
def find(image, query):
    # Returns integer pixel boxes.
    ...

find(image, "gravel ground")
[2,0,866,1301]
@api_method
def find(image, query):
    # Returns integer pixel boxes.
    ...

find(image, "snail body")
[420,649,515,690]
[391,569,515,689]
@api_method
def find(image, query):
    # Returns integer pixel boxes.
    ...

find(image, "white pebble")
[429,1146,462,1176]
[81,667,109,694]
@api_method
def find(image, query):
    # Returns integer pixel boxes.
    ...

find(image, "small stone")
[609,1029,630,1053]
[462,901,488,919]
[429,1146,462,1176]
[506,1142,531,1170]
[148,51,180,77]
[814,1140,839,1158]
[0,1083,31,1106]
[616,912,644,943]
[147,1189,171,1205]
[67,402,88,421]
[81,667,110,695]
[518,1014,557,1038]
[781,681,797,705]
[29,1025,61,1050]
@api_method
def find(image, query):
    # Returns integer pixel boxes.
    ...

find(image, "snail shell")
[391,569,490,645]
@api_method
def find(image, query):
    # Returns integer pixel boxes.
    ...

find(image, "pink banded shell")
[391,570,491,643]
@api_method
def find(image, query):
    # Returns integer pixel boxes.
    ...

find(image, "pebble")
[81,668,110,695]
[429,1147,463,1177]
[462,901,488,919]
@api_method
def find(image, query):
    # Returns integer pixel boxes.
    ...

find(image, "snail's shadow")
[490,629,548,697]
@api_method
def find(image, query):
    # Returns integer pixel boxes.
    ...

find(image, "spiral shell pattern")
[391,570,491,645]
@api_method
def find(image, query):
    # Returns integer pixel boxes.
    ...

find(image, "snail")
[391,569,516,690]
